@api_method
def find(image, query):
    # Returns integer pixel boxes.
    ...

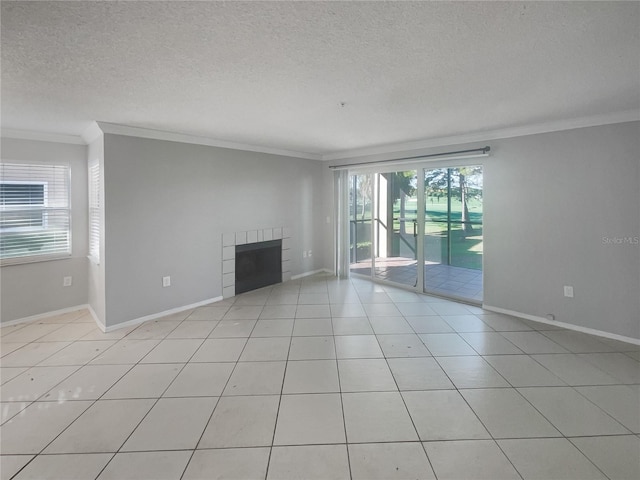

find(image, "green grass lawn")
[351,196,483,270]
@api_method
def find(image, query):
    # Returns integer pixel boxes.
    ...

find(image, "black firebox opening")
[235,239,282,294]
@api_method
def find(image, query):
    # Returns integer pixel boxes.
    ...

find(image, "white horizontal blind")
[88,162,100,261]
[0,163,71,262]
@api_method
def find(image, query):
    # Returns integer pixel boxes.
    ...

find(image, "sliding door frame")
[341,157,485,303]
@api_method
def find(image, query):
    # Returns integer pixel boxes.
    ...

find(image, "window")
[0,182,47,229]
[0,163,71,263]
[88,162,100,262]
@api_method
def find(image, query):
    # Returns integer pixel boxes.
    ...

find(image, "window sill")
[0,253,73,267]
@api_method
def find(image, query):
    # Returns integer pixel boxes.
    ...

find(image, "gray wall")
[324,121,640,340]
[4,121,637,340]
[103,134,324,327]
[1,138,88,322]
[484,122,639,339]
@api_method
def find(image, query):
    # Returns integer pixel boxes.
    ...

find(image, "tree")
[425,167,482,235]
[458,166,482,235]
[425,168,448,207]
[388,171,416,234]
[358,175,372,220]
[458,167,471,234]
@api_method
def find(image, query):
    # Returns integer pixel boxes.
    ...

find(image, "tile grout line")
[38,308,198,478]
[375,301,441,479]
[1,313,149,450]
[330,292,354,480]
[263,284,296,480]
[388,292,528,480]
[178,294,262,480]
[2,275,639,479]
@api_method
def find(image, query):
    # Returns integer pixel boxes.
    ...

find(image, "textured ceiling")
[1,1,639,156]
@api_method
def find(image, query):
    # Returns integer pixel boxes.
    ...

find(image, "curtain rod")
[328,146,491,170]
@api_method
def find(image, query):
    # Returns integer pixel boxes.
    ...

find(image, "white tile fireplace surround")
[221,227,292,298]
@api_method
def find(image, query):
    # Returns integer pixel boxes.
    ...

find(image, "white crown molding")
[321,109,640,161]
[96,122,323,160]
[1,128,85,145]
[81,121,103,144]
[3,109,637,159]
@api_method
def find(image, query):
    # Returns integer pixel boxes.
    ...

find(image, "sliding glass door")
[424,167,483,301]
[349,174,373,277]
[347,164,483,303]
[373,171,418,287]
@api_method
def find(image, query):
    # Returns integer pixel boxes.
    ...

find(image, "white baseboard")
[87,304,106,333]
[104,296,224,333]
[1,304,90,327]
[291,268,332,280]
[483,304,640,346]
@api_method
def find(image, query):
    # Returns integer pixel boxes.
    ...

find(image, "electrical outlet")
[303,251,307,258]
[563,285,574,298]
[63,276,72,287]
[308,250,313,257]
[162,276,171,287]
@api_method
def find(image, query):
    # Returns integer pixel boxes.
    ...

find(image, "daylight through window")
[0,163,71,263]
[88,161,100,262]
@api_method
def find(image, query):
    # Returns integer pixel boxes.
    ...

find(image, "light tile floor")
[1,273,639,480]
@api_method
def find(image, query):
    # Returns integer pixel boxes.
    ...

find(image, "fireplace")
[221,227,291,298]
[235,239,283,294]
